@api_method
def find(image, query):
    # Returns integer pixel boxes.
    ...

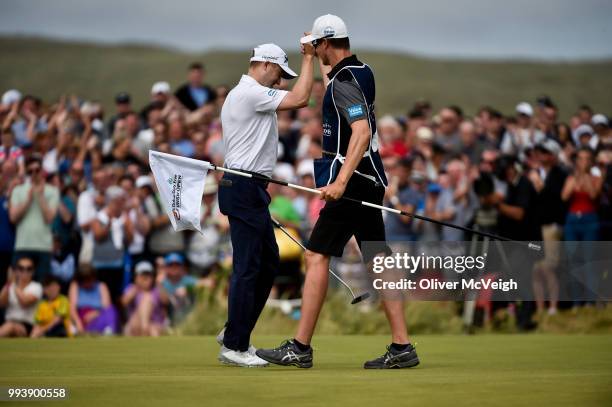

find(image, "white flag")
[149,150,212,234]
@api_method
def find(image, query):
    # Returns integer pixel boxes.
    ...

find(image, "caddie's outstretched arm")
[277,41,316,111]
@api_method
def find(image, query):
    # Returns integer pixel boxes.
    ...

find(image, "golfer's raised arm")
[277,44,316,111]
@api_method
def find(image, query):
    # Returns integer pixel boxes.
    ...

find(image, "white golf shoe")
[218,346,269,367]
[216,327,258,356]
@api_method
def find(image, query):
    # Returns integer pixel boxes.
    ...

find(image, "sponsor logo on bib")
[347,104,364,118]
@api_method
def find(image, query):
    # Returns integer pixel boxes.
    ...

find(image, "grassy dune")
[1,36,611,118]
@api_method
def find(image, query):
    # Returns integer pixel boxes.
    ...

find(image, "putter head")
[351,292,371,304]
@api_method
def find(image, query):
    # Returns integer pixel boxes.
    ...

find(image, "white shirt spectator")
[134,128,155,158]
[6,281,43,324]
[77,189,98,225]
[77,188,98,263]
[127,208,145,255]
[42,148,58,174]
[500,128,545,155]
[95,210,126,250]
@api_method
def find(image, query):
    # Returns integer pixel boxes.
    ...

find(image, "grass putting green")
[1,334,611,406]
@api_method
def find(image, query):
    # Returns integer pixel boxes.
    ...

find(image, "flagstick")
[209,163,541,252]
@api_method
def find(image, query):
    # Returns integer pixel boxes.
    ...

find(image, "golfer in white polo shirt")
[216,42,315,367]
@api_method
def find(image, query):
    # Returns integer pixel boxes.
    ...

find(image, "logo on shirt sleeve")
[347,104,364,118]
[268,89,278,97]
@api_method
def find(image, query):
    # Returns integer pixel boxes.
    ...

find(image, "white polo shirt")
[221,75,288,177]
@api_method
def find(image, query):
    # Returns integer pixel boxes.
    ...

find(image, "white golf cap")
[135,261,154,275]
[151,81,171,95]
[135,175,153,189]
[301,14,349,44]
[105,185,126,201]
[2,89,22,105]
[80,101,100,116]
[516,102,533,117]
[273,162,296,183]
[592,113,609,127]
[416,126,434,141]
[378,114,401,129]
[297,159,314,178]
[536,139,561,155]
[250,43,297,80]
[575,124,594,138]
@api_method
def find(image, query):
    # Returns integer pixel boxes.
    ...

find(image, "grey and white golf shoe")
[256,339,313,368]
[363,344,420,369]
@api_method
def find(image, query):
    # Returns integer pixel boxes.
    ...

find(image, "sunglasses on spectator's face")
[16,264,34,272]
[27,166,41,175]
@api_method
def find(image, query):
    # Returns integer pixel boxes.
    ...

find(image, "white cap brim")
[300,34,319,44]
[280,65,298,79]
[517,109,532,117]
[250,56,297,79]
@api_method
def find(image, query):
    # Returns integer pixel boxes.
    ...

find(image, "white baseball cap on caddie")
[300,14,349,44]
[250,43,298,80]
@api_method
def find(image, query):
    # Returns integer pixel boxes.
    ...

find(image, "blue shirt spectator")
[189,86,208,108]
[0,194,15,254]
[386,187,422,241]
[170,140,195,158]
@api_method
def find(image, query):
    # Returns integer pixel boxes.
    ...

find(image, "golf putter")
[152,151,541,252]
[218,177,369,303]
[270,217,370,305]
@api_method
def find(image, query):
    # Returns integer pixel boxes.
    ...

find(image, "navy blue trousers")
[218,173,279,351]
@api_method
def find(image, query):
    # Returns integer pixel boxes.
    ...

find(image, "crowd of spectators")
[0,61,610,337]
